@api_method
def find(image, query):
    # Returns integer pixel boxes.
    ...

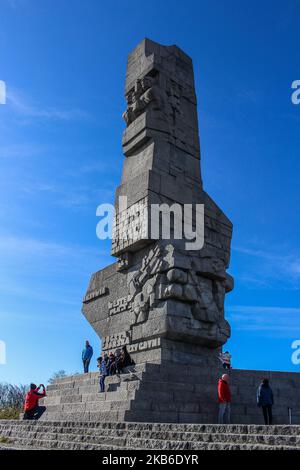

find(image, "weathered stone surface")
[30,38,298,429]
[1,418,300,450]
[82,38,233,362]
[36,364,300,426]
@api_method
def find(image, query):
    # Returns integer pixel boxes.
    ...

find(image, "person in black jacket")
[257,378,274,425]
[121,345,135,368]
[107,352,116,376]
[115,348,124,374]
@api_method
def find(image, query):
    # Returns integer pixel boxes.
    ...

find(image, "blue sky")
[0,0,300,385]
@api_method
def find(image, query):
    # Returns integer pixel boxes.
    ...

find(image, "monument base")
[39,364,300,425]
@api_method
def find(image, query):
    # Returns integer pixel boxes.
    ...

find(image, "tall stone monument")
[82,38,234,368]
[40,39,300,425]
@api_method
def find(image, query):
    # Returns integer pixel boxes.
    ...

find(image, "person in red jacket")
[218,374,231,424]
[23,383,46,420]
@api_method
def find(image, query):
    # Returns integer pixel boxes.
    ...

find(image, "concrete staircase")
[0,421,300,450]
[38,364,146,423]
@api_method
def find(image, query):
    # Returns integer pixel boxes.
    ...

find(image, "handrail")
[288,407,292,424]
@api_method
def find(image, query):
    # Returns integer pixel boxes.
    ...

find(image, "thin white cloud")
[0,234,103,260]
[233,244,300,288]
[237,89,262,105]
[0,234,112,304]
[234,245,295,265]
[0,143,46,159]
[0,281,79,306]
[78,160,119,175]
[229,305,300,315]
[0,309,85,327]
[18,180,115,210]
[227,304,300,336]
[58,188,115,210]
[5,0,27,8]
[5,0,18,8]
[290,262,300,275]
[6,89,90,122]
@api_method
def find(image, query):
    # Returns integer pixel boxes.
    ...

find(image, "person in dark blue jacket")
[82,340,93,373]
[97,356,108,392]
[257,378,274,425]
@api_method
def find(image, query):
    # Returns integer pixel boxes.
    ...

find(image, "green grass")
[0,407,21,420]
[0,436,11,444]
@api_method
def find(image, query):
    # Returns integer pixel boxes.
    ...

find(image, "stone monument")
[38,39,300,425]
[82,38,234,368]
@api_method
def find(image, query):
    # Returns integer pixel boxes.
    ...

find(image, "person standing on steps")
[97,355,108,393]
[121,345,135,368]
[219,351,232,370]
[23,383,46,420]
[82,340,93,373]
[115,348,124,374]
[257,378,274,425]
[218,374,231,424]
[107,352,116,375]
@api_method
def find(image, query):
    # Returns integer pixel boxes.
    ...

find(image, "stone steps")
[2,420,300,434]
[43,389,136,405]
[0,435,297,451]
[0,421,299,450]
[1,436,298,451]
[2,427,300,448]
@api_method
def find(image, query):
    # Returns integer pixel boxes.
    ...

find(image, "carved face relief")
[123,73,164,126]
[140,76,153,91]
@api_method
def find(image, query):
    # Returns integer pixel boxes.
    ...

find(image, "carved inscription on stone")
[83,287,109,303]
[102,331,130,350]
[128,337,161,353]
[108,296,132,316]
[102,331,161,353]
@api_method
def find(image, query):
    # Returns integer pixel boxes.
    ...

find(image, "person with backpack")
[97,355,108,393]
[257,378,274,425]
